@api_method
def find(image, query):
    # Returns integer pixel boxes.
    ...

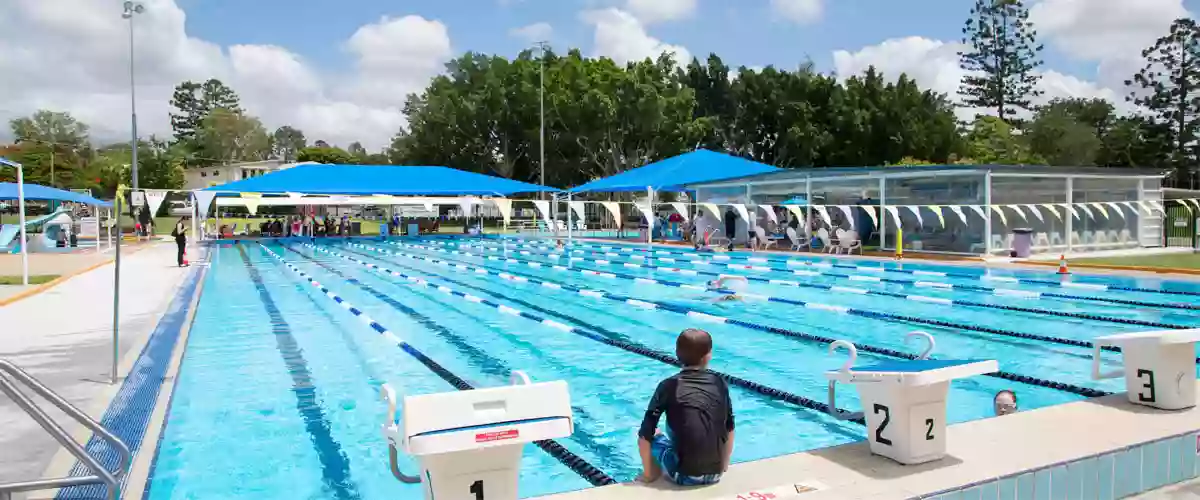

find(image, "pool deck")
[0,243,190,492]
[541,383,1200,500]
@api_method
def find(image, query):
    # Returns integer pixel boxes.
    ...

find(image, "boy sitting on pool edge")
[636,328,735,486]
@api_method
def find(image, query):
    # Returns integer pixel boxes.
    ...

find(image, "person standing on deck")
[171,217,188,267]
[723,207,737,251]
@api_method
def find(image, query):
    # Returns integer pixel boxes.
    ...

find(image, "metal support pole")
[878,175,887,251]
[111,187,123,385]
[124,3,144,191]
[17,162,28,286]
[805,175,813,252]
[1065,176,1074,254]
[984,172,993,255]
[537,42,547,200]
[567,193,573,246]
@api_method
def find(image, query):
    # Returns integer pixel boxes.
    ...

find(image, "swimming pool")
[143,236,1200,499]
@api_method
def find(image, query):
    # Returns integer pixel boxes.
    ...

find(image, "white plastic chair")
[839,230,862,255]
[818,227,836,254]
[786,226,808,251]
[753,226,777,250]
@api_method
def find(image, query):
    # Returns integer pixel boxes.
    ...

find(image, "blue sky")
[1,0,1193,148]
[178,0,1084,78]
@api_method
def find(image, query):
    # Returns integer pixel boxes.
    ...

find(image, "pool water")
[144,236,1200,499]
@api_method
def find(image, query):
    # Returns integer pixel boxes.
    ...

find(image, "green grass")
[0,274,59,285]
[1074,252,1200,269]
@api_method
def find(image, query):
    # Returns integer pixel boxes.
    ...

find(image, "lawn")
[0,274,59,285]
[1075,252,1200,270]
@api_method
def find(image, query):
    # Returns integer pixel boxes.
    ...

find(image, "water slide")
[0,208,71,253]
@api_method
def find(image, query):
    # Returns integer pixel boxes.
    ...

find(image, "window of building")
[201,171,206,177]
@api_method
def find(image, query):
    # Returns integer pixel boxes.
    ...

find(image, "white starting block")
[381,371,574,500]
[1092,329,1200,410]
[825,332,998,465]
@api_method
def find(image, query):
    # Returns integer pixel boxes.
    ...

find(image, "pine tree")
[957,0,1044,122]
[1125,17,1200,171]
[169,78,243,143]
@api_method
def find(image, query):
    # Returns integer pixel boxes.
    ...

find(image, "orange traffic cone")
[1057,254,1069,275]
[183,249,190,267]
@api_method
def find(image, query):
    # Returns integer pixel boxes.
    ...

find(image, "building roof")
[202,164,558,196]
[0,182,112,207]
[568,149,782,193]
[684,163,1169,188]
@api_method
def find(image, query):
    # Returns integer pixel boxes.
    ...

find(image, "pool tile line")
[345,240,1109,399]
[497,237,1200,298]
[389,240,1150,378]
[252,243,619,487]
[235,245,362,500]
[437,239,1195,331]
[298,241,866,424]
[442,238,1200,312]
[54,247,209,500]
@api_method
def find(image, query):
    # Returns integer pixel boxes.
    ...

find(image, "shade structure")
[0,182,112,207]
[568,149,782,194]
[202,164,559,196]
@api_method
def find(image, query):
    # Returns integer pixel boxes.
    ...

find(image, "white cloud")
[771,0,823,24]
[509,22,554,44]
[832,36,1133,120]
[625,0,697,24]
[0,1,452,151]
[581,8,691,65]
[1030,0,1189,90]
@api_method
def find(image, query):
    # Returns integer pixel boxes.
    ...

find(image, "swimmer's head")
[676,328,713,368]
[994,390,1017,416]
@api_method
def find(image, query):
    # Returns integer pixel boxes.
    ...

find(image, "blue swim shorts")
[650,433,722,486]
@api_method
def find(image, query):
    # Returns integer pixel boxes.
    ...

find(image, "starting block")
[381,371,574,500]
[1092,328,1200,410]
[825,332,998,465]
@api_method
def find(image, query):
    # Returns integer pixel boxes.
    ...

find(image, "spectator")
[723,207,737,251]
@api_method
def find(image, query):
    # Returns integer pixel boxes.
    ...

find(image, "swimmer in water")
[706,275,749,303]
[555,239,565,250]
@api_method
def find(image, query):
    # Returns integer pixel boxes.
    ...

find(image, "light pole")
[534,41,548,197]
[0,157,28,286]
[123,1,144,191]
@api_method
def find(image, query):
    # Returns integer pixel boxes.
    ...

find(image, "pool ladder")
[0,360,130,500]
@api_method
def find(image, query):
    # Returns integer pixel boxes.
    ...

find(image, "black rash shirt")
[638,369,735,476]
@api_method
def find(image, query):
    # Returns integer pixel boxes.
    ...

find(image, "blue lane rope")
[430,239,1195,330]
[389,240,1165,361]
[299,241,867,423]
[352,241,1112,398]
[253,243,617,487]
[283,245,639,476]
[235,246,361,500]
[499,237,1200,297]
[440,238,1200,312]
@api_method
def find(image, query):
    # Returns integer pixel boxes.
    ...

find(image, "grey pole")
[536,41,547,198]
[111,189,122,385]
[0,158,29,286]
[123,2,144,190]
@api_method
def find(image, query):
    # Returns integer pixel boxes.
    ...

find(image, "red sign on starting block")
[475,429,519,443]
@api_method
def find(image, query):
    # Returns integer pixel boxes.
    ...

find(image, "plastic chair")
[786,227,809,251]
[818,227,836,254]
[753,226,777,250]
[840,230,862,255]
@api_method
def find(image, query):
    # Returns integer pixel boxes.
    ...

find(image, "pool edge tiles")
[50,245,210,500]
[533,382,1200,500]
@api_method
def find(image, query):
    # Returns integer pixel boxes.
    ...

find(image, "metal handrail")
[0,360,130,500]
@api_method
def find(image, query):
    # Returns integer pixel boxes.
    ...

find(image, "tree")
[271,126,306,162]
[679,54,735,151]
[169,79,243,143]
[1126,17,1200,171]
[958,0,1044,121]
[347,141,368,163]
[195,108,270,164]
[92,138,186,193]
[10,110,90,148]
[297,146,354,164]
[964,116,1043,164]
[1025,103,1102,166]
[313,140,331,148]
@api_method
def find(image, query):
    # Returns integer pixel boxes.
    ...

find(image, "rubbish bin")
[1011,228,1034,258]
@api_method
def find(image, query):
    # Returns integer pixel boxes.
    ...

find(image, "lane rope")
[431,239,1194,330]
[390,240,1157,360]
[440,238,1200,312]
[252,242,617,486]
[351,241,1113,398]
[298,241,867,423]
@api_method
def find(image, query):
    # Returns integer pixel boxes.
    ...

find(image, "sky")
[0,0,1195,151]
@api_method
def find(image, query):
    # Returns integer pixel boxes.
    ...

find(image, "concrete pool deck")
[4,236,1199,499]
[0,243,190,495]
[541,384,1200,500]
